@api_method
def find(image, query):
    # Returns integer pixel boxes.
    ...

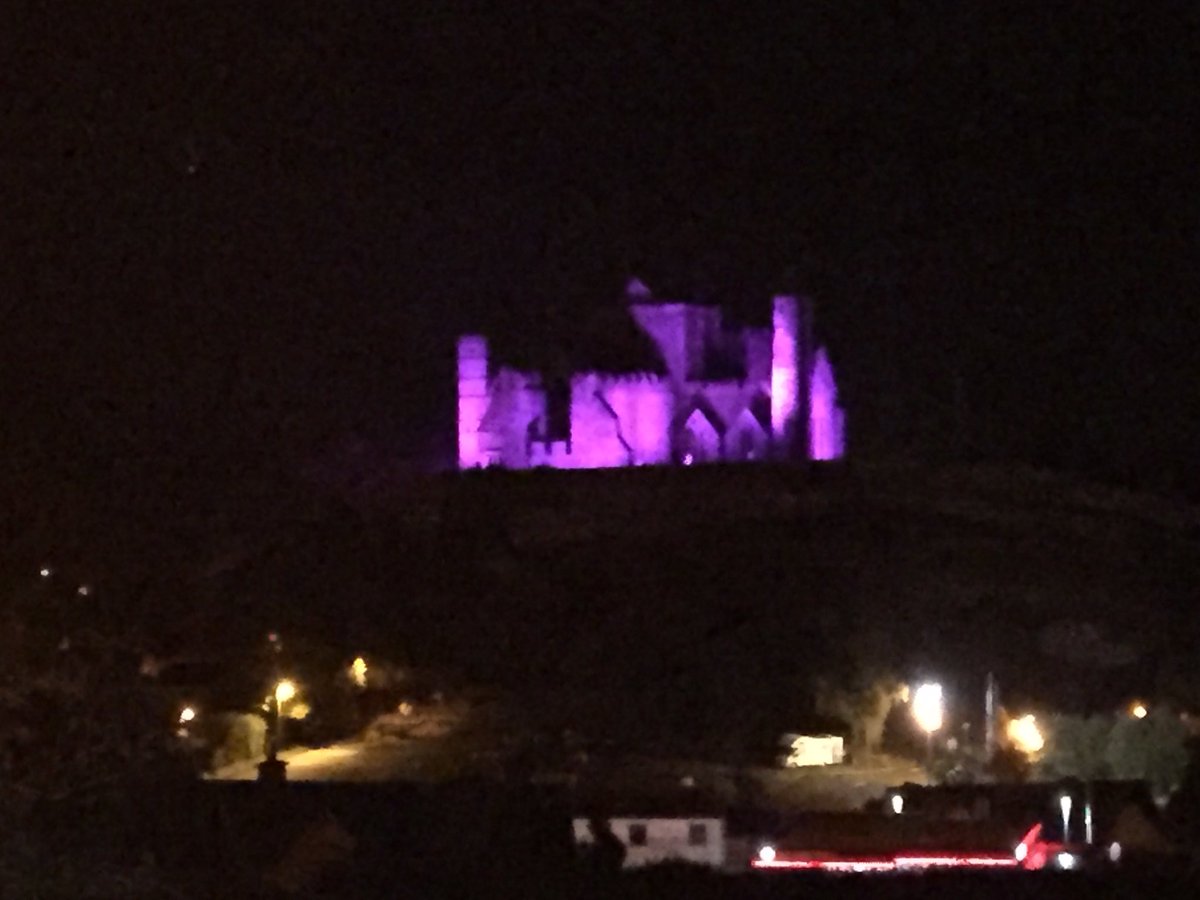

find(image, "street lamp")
[1060,794,1072,844]
[912,683,944,761]
[350,656,368,688]
[1006,714,1045,755]
[257,631,292,783]
[275,679,296,706]
[265,679,297,763]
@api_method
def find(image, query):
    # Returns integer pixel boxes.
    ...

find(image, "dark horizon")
[6,2,1200,557]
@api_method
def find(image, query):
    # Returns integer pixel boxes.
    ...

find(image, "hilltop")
[193,461,1200,754]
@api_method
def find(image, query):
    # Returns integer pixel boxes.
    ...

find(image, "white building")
[780,733,845,768]
[573,815,727,869]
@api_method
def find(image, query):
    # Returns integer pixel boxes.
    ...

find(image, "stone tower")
[456,334,490,468]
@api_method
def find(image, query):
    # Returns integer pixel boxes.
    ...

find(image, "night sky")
[5,3,1200,556]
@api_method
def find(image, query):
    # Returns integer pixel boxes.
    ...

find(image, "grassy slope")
[222,461,1200,751]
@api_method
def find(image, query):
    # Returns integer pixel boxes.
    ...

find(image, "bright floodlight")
[274,679,297,705]
[1007,714,1045,754]
[350,656,368,688]
[912,683,944,735]
[1131,702,1148,719]
[39,567,51,578]
[758,845,776,863]
[890,794,904,815]
[178,706,196,724]
[1060,795,1072,843]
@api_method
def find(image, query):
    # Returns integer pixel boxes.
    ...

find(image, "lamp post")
[258,631,291,783]
[271,678,296,757]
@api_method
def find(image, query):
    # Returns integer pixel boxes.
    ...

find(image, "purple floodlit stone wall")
[628,303,686,381]
[456,335,490,469]
[456,291,846,471]
[727,407,769,461]
[678,407,721,463]
[566,374,630,469]
[770,296,800,453]
[607,378,673,465]
[808,348,846,461]
[744,327,773,384]
[629,302,722,382]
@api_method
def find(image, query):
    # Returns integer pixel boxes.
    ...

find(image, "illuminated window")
[628,823,647,846]
[688,823,708,846]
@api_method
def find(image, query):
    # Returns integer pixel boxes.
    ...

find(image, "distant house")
[573,814,727,869]
[779,733,845,768]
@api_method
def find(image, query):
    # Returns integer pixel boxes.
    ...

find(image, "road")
[208,739,926,814]
[207,736,490,782]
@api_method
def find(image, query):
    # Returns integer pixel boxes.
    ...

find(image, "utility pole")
[984,673,998,762]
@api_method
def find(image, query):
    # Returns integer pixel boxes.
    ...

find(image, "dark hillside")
[207,462,1200,747]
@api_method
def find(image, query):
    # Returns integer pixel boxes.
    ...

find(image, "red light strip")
[895,855,1019,868]
[753,854,1019,872]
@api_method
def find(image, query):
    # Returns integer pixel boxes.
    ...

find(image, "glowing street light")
[274,679,297,705]
[912,683,944,761]
[1131,702,1148,720]
[912,683,944,763]
[350,656,368,688]
[1006,714,1045,755]
[1060,794,1073,844]
[263,679,298,766]
[178,705,196,725]
[912,683,944,733]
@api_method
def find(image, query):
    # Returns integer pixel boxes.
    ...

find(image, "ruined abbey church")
[456,279,846,470]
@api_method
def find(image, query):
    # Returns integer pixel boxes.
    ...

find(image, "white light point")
[912,683,944,734]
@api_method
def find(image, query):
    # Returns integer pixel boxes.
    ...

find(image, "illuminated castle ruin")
[457,279,845,470]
